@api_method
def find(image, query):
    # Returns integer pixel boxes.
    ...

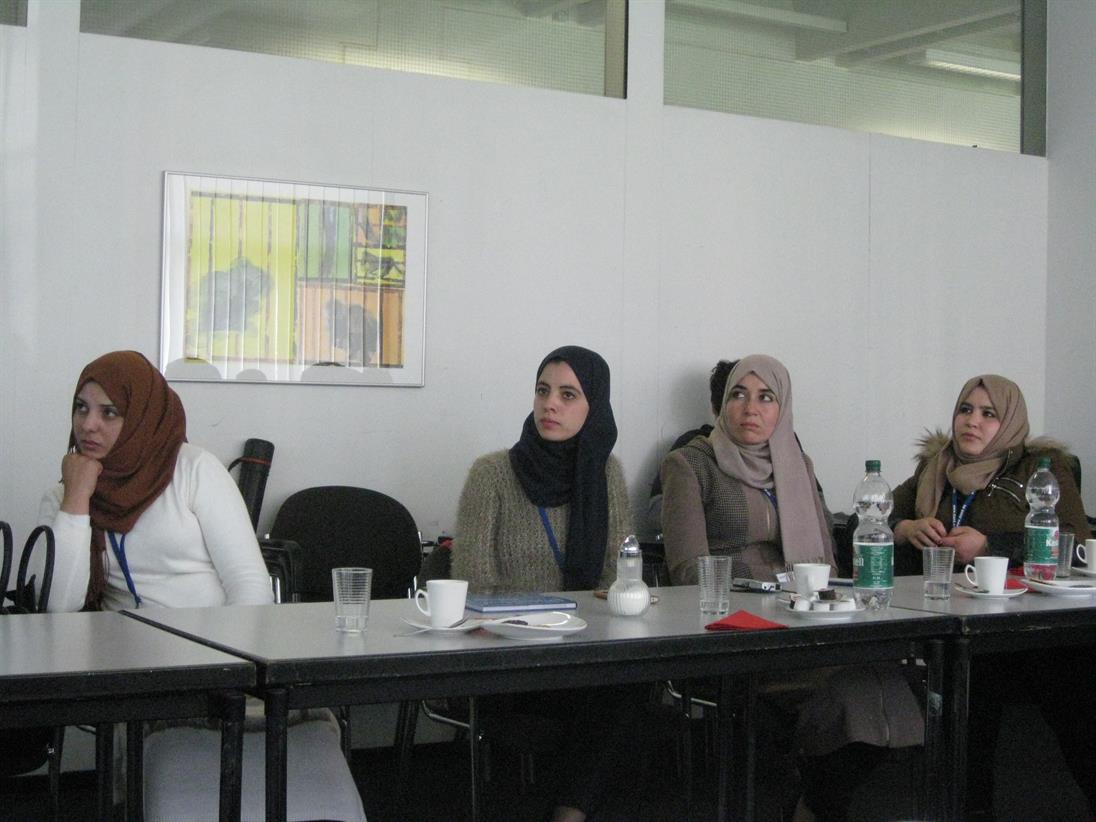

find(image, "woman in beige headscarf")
[660,354,835,584]
[662,355,924,822]
[892,374,1089,567]
[891,374,1094,821]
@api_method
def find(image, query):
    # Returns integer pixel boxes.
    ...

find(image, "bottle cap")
[865,459,881,473]
[1038,457,1052,469]
[619,534,642,557]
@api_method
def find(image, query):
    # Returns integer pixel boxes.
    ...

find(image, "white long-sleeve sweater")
[37,443,273,612]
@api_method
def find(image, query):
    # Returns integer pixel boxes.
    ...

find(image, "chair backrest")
[270,486,422,601]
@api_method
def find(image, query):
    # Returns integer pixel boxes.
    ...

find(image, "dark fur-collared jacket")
[891,433,1091,574]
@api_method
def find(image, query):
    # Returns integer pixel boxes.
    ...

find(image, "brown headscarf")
[914,374,1029,519]
[70,351,187,607]
[708,355,832,565]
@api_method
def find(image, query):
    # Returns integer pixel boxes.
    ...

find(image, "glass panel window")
[0,0,27,27]
[665,0,1026,152]
[80,0,625,98]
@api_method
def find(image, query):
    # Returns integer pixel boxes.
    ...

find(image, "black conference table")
[125,585,954,822]
[889,573,1096,820]
[0,610,254,821]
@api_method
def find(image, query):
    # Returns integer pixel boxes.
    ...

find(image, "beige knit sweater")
[451,450,632,593]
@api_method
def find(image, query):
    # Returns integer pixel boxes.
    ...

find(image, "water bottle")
[608,535,650,616]
[1024,457,1060,581]
[852,460,894,610]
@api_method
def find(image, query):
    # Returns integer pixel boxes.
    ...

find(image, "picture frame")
[160,172,427,386]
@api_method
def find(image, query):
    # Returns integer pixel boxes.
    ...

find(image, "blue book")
[464,593,578,613]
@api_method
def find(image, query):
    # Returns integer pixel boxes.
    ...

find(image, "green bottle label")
[853,542,894,588]
[1024,526,1058,563]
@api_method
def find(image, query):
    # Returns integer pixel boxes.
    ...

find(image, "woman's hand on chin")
[60,452,103,515]
[940,526,989,563]
[895,517,947,549]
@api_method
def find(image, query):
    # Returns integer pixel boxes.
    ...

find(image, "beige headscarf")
[914,374,1029,519]
[708,355,831,565]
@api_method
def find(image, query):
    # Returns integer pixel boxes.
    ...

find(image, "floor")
[0,705,1090,821]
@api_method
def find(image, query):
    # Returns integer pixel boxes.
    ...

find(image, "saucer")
[1070,566,1096,578]
[782,595,864,621]
[481,612,587,641]
[399,616,486,634]
[1022,578,1096,597]
[952,582,1025,599]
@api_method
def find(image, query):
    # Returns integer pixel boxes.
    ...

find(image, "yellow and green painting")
[183,191,407,368]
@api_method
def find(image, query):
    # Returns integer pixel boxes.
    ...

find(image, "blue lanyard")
[536,507,565,571]
[762,489,778,511]
[951,489,976,529]
[107,531,141,608]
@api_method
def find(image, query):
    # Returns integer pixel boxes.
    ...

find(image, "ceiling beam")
[833,15,1020,66]
[515,0,591,18]
[794,0,1019,62]
[669,0,847,33]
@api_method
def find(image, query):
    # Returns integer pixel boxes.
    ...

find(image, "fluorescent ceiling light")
[919,48,1020,81]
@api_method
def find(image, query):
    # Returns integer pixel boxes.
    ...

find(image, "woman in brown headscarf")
[660,354,836,584]
[37,350,272,611]
[892,375,1094,821]
[892,374,1089,568]
[34,351,367,820]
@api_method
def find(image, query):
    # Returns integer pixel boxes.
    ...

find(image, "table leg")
[678,680,693,815]
[733,675,757,822]
[468,696,481,822]
[219,691,245,822]
[125,720,143,822]
[95,722,113,822]
[265,687,289,822]
[949,637,971,822]
[923,639,946,822]
[716,675,733,822]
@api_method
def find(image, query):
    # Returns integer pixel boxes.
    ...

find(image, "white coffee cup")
[793,562,831,598]
[964,556,1009,594]
[1078,539,1096,570]
[414,579,468,628]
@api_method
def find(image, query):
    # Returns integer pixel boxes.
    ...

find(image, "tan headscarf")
[70,351,187,608]
[708,355,831,565]
[914,374,1029,519]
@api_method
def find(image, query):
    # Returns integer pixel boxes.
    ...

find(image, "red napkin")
[705,610,787,631]
[1005,577,1028,590]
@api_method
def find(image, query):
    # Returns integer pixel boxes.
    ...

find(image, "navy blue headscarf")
[509,346,617,590]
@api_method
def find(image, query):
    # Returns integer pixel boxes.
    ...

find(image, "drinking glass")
[697,555,732,615]
[1057,532,1075,579]
[332,567,373,632]
[922,546,955,600]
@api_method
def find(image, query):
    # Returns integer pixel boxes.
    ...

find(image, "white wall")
[1046,1,1096,513]
[1,0,1059,550]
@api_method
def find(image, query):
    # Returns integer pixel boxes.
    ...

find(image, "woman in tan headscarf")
[892,374,1089,567]
[891,375,1094,821]
[660,354,835,584]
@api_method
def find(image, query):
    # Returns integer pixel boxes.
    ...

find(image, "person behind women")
[891,374,1094,820]
[646,358,736,533]
[452,345,635,822]
[35,351,365,821]
[660,355,922,821]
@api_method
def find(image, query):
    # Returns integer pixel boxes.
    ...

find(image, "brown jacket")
[892,434,1090,574]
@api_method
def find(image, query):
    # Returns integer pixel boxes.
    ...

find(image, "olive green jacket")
[892,434,1090,574]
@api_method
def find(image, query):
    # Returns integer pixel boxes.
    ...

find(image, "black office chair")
[267,486,422,762]
[268,486,422,602]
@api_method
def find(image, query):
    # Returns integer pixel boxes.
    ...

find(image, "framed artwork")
[160,172,427,386]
